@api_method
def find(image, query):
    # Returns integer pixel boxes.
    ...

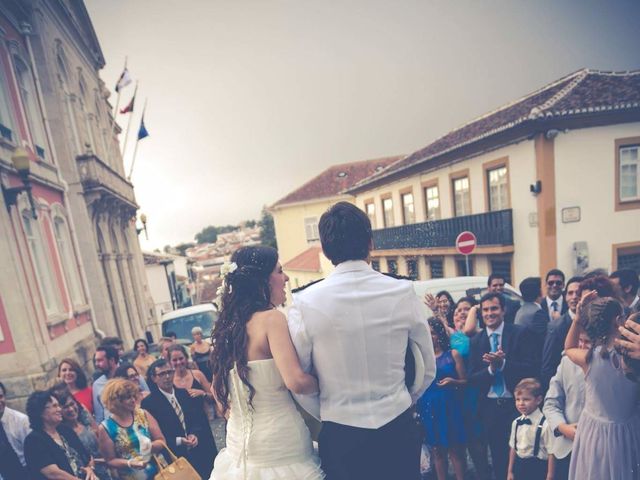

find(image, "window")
[365,202,376,228]
[406,258,418,280]
[452,176,471,216]
[304,217,319,242]
[424,185,440,220]
[13,56,47,155]
[620,145,639,201]
[487,165,509,211]
[56,50,81,155]
[0,65,15,141]
[387,258,398,275]
[22,210,61,315]
[618,251,640,275]
[78,76,95,152]
[616,138,640,211]
[490,258,512,284]
[371,260,380,271]
[401,192,415,224]
[614,242,640,276]
[382,197,394,227]
[429,259,444,279]
[94,93,109,161]
[456,257,474,276]
[53,214,84,306]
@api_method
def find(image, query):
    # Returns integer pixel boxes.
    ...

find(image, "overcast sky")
[84,0,640,250]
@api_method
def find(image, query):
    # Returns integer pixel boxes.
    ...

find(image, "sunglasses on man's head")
[547,281,563,286]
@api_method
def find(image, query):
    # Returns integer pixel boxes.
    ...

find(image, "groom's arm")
[287,302,312,373]
[406,290,436,401]
[287,301,321,420]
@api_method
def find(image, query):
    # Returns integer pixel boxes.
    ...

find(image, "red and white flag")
[120,94,135,114]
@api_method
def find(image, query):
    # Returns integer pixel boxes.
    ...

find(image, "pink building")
[0,1,152,407]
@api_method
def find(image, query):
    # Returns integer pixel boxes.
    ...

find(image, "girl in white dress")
[209,246,325,480]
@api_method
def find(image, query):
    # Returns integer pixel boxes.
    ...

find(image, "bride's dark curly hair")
[210,246,278,412]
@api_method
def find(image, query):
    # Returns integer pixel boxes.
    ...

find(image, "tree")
[259,206,277,249]
[244,219,257,228]
[174,242,195,256]
[195,225,219,244]
[194,225,239,244]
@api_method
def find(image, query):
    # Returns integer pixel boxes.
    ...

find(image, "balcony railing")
[372,209,513,251]
[76,154,137,208]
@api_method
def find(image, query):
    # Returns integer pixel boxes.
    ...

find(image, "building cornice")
[346,109,640,195]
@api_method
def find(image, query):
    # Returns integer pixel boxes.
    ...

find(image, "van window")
[162,310,217,341]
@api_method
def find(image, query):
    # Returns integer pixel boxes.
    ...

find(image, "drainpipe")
[22,21,105,339]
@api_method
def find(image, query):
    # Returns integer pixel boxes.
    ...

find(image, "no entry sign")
[455,231,477,255]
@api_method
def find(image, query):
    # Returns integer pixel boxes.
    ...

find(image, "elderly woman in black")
[24,390,98,480]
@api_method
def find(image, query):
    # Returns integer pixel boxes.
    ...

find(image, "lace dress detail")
[229,362,254,477]
[210,359,324,480]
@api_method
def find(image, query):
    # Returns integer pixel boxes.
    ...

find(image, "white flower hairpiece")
[220,261,238,278]
[217,261,238,300]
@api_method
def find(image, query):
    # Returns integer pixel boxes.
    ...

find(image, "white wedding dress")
[209,358,324,480]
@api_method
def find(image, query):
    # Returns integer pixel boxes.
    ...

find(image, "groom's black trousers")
[319,408,421,480]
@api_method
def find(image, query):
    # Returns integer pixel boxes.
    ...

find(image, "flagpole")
[121,81,138,159]
[108,56,127,164]
[128,98,147,180]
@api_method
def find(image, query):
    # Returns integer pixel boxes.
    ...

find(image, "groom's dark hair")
[319,202,372,266]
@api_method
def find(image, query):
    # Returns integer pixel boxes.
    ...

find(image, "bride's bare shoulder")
[253,308,286,324]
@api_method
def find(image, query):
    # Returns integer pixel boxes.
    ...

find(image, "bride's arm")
[266,310,319,395]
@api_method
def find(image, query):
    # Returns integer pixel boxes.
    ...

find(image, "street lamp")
[136,213,148,239]
[2,147,37,218]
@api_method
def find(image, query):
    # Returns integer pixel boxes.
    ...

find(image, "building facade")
[0,0,152,406]
[346,70,640,283]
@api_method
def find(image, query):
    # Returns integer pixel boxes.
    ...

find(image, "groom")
[288,201,436,480]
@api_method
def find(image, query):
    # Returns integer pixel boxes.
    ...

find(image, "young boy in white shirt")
[507,378,555,480]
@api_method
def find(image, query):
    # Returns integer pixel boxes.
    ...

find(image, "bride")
[209,246,325,479]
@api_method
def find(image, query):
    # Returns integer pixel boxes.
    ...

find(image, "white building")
[345,69,640,283]
[143,252,194,339]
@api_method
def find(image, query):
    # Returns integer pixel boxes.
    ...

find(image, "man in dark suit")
[142,359,216,478]
[487,273,520,324]
[540,269,569,321]
[610,269,640,314]
[469,292,537,480]
[514,277,549,344]
[541,276,582,389]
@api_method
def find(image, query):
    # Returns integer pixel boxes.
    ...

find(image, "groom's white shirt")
[288,260,436,429]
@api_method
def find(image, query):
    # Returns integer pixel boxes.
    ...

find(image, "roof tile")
[272,156,402,207]
[283,246,322,272]
[352,69,640,191]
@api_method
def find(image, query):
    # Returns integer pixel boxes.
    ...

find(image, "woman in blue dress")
[418,318,467,480]
[450,297,489,480]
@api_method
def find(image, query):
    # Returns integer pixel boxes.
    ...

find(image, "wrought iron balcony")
[76,154,137,210]
[372,209,513,251]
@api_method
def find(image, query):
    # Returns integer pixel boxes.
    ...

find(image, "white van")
[160,303,218,344]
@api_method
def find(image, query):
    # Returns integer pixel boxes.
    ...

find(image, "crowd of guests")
[2,268,640,480]
[418,269,640,480]
[0,328,217,480]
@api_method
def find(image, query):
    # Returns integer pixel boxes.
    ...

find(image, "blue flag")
[138,116,149,140]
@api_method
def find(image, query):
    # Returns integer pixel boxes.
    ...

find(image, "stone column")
[96,214,133,343]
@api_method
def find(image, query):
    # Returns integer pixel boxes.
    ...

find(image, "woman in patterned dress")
[97,379,165,480]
